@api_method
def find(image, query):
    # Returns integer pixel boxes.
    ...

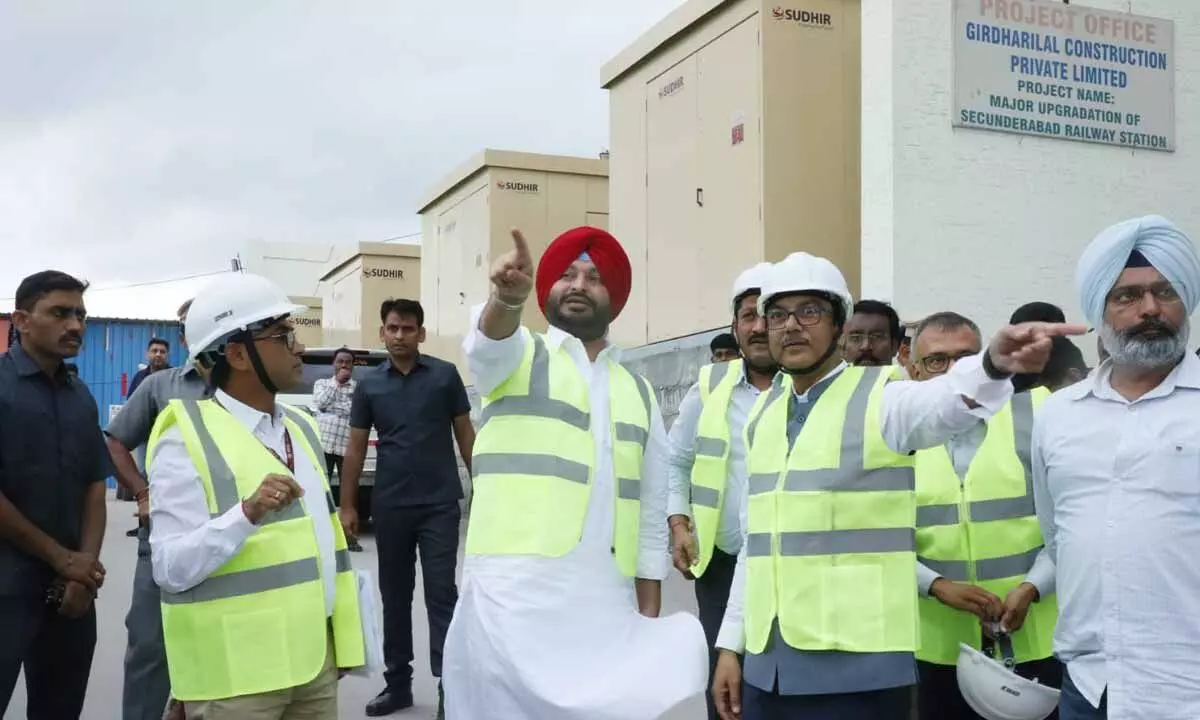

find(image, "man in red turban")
[442,227,708,719]
[532,225,632,343]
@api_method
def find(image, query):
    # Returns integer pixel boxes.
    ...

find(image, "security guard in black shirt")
[0,270,111,719]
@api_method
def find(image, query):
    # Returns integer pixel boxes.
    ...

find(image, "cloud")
[0,0,680,314]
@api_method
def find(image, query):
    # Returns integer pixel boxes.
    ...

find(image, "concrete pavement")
[4,499,707,719]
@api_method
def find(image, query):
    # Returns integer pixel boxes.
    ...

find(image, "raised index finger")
[510,228,531,257]
[1040,322,1089,338]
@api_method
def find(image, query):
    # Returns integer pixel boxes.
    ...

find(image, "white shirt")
[442,305,705,720]
[880,354,1055,598]
[1033,353,1200,718]
[149,389,338,616]
[666,361,764,555]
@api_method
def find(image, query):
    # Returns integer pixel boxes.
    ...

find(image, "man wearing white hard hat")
[667,262,778,720]
[146,272,366,719]
[711,251,920,718]
[710,252,1080,720]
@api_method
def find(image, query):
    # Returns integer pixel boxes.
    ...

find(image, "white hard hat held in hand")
[956,642,1060,720]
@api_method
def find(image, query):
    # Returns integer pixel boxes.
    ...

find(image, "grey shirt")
[106,365,209,458]
[742,370,917,695]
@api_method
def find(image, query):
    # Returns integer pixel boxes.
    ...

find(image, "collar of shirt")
[381,354,429,375]
[790,361,848,402]
[1062,351,1200,404]
[545,322,622,364]
[214,388,284,435]
[9,342,70,381]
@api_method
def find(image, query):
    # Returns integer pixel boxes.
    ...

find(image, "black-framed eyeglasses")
[765,305,829,331]
[254,329,297,351]
[1106,282,1182,308]
[916,351,976,374]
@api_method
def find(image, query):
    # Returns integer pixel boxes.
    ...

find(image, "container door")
[646,55,700,342]
[696,15,763,323]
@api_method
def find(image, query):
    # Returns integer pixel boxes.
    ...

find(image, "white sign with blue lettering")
[953,0,1174,152]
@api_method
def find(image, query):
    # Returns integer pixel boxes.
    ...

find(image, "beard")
[1099,317,1189,370]
[547,293,611,343]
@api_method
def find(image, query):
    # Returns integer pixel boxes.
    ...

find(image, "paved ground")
[4,499,707,719]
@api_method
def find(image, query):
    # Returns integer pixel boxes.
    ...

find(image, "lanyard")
[263,429,296,473]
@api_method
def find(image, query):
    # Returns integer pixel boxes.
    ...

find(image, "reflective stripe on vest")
[913,389,1057,665]
[466,332,652,573]
[743,366,918,655]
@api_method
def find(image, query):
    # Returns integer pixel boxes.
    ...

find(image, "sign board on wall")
[952,0,1174,152]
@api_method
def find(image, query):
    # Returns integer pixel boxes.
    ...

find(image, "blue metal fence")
[72,318,188,488]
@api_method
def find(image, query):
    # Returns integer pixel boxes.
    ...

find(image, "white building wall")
[241,240,354,297]
[862,0,1199,347]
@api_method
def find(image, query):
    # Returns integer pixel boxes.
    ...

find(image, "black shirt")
[350,353,471,508]
[0,343,110,596]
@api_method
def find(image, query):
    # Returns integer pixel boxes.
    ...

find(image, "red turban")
[535,226,632,319]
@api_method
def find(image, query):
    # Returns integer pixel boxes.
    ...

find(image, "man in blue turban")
[1030,215,1200,719]
[1075,214,1200,373]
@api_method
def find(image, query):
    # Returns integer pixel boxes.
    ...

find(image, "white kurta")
[442,306,707,720]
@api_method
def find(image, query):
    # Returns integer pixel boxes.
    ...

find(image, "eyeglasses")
[845,331,889,347]
[764,305,829,331]
[916,351,976,374]
[254,329,297,351]
[1107,282,1182,308]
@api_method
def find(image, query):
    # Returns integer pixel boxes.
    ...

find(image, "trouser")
[0,589,97,719]
[375,502,460,690]
[918,656,1062,719]
[183,632,337,720]
[324,454,343,483]
[123,528,173,720]
[742,682,914,720]
[1058,670,1107,720]
[695,547,737,720]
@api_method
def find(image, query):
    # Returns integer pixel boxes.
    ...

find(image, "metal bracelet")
[492,293,525,311]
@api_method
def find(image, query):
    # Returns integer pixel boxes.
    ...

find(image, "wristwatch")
[981,351,1013,381]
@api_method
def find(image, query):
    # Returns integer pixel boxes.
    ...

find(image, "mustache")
[561,292,595,308]
[62,332,82,342]
[1124,318,1175,338]
[745,332,768,345]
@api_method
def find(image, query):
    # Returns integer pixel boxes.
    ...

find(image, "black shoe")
[348,538,364,552]
[125,527,140,538]
[366,688,414,717]
[434,681,445,720]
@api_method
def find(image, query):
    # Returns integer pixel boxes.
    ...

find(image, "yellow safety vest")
[146,399,365,702]
[688,361,743,577]
[466,330,654,576]
[744,365,918,654]
[915,388,1058,665]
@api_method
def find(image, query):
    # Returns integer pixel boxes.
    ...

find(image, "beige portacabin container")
[319,243,421,351]
[289,296,324,349]
[416,149,609,373]
[603,0,861,347]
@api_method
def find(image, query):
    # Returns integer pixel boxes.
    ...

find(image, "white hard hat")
[757,252,853,319]
[956,642,1060,720]
[730,262,774,312]
[185,272,307,367]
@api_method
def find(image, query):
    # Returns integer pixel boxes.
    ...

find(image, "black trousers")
[0,591,97,719]
[918,657,1063,720]
[324,453,344,483]
[696,547,738,720]
[375,502,460,690]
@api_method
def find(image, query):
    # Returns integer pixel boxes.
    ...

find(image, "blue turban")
[1075,215,1200,328]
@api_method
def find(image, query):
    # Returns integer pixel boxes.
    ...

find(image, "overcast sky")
[0,0,680,317]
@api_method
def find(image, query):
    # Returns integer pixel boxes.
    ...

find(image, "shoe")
[434,681,445,720]
[366,688,414,717]
[126,527,140,538]
[348,538,364,552]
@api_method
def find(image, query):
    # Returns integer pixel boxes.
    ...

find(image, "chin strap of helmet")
[779,327,843,376]
[230,328,279,395]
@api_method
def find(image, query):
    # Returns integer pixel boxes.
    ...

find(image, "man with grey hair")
[883,310,1062,720]
[105,297,209,720]
[1030,215,1200,719]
